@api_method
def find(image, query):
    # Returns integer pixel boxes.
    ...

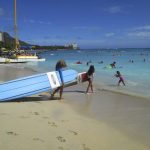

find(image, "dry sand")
[0,64,150,150]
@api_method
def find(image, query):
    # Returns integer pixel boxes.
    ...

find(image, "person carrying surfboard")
[51,59,67,100]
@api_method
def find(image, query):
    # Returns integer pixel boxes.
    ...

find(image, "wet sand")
[65,84,150,149]
[0,64,150,150]
[0,64,37,82]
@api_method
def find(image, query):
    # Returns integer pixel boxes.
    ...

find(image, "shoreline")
[94,82,150,100]
[93,75,150,99]
[0,64,38,82]
[0,63,150,101]
[1,60,149,100]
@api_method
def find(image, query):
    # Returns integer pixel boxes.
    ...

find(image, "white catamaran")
[0,0,45,63]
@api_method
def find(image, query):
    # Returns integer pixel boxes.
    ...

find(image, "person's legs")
[121,80,126,86]
[51,87,60,98]
[118,80,121,86]
[86,81,90,93]
[90,82,93,93]
[59,85,64,100]
[86,80,93,93]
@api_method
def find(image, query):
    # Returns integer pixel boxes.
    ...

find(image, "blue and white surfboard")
[0,69,78,101]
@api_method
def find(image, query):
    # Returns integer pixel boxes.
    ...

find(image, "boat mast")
[14,0,19,50]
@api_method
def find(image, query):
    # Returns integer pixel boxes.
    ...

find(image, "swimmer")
[110,61,116,68]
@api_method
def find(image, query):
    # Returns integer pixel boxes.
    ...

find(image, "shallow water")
[14,48,150,98]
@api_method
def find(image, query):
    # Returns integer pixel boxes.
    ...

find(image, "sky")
[1,0,150,48]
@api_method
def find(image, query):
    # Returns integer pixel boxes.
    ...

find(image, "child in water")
[86,65,95,93]
[115,71,125,86]
[110,61,116,68]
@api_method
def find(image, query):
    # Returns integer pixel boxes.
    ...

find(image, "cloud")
[73,26,101,30]
[128,31,150,38]
[28,37,106,46]
[127,25,150,38]
[73,26,101,33]
[24,19,51,25]
[0,8,4,16]
[134,25,150,31]
[29,20,36,23]
[106,6,122,14]
[105,32,115,37]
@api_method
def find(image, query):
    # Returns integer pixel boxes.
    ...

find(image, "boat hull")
[0,57,45,63]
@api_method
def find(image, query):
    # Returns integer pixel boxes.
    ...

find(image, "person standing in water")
[115,71,125,86]
[86,65,95,93]
[110,61,116,68]
[51,59,67,100]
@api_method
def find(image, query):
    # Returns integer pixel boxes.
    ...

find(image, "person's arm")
[59,69,64,85]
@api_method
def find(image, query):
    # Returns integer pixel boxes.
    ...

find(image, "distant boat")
[16,55,46,62]
[0,55,45,63]
[0,57,26,63]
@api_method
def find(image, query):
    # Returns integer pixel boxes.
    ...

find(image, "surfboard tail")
[77,72,88,83]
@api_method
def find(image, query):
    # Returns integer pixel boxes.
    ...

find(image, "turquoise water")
[27,48,150,98]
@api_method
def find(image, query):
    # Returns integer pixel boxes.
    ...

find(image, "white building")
[0,32,3,42]
[73,43,79,49]
[65,43,78,49]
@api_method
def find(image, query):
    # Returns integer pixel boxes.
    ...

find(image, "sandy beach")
[0,64,150,150]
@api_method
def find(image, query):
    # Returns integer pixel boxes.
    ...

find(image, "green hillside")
[0,32,30,49]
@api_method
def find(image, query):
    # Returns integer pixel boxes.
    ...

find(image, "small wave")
[126,80,138,86]
[96,86,150,99]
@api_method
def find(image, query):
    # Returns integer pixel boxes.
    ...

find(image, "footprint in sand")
[42,116,49,119]
[7,131,18,136]
[58,146,70,150]
[82,144,91,150]
[34,112,40,115]
[33,138,44,143]
[20,116,30,119]
[68,130,78,135]
[48,121,57,127]
[58,146,64,150]
[61,120,69,123]
[0,113,8,115]
[56,136,66,142]
[29,112,40,115]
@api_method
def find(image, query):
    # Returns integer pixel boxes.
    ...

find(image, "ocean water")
[27,48,150,98]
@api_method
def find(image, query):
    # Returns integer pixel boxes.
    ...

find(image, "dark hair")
[87,65,95,76]
[55,59,67,70]
[116,71,121,75]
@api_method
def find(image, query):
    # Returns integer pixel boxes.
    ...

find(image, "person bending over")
[115,71,125,86]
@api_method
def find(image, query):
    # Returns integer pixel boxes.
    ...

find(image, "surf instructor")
[51,59,67,100]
